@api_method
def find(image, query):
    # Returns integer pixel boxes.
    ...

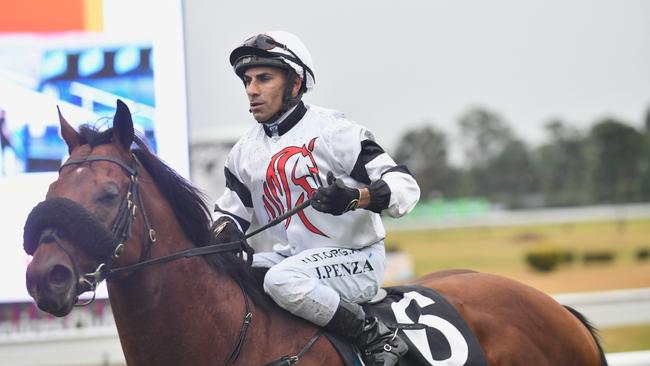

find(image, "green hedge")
[636,248,649,261]
[525,247,567,272]
[583,251,615,264]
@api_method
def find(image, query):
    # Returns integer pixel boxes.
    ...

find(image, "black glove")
[312,172,360,216]
[211,216,244,243]
[211,216,254,265]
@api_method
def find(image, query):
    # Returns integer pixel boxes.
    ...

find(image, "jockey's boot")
[324,299,408,366]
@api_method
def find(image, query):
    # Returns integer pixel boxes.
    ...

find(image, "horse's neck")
[107,182,321,365]
[108,254,321,365]
[108,260,247,364]
[106,182,244,364]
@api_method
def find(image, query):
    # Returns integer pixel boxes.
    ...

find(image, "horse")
[24,100,607,366]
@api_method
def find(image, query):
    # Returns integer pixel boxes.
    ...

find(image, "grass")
[386,218,650,292]
[385,217,650,353]
[600,325,650,353]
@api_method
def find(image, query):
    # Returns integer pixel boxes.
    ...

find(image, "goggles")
[242,34,292,53]
[237,34,314,82]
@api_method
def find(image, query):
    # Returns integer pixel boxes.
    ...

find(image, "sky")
[184,0,650,159]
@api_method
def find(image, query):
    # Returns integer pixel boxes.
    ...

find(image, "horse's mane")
[78,125,270,307]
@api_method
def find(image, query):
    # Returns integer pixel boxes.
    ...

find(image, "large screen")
[0,0,188,302]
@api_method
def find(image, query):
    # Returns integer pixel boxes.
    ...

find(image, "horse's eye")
[99,184,120,204]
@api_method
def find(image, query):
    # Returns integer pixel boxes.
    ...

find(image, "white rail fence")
[608,351,650,366]
[554,287,650,327]
[554,288,650,366]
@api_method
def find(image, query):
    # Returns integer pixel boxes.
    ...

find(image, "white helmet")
[229,31,315,93]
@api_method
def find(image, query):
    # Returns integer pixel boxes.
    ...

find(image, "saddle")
[325,285,489,366]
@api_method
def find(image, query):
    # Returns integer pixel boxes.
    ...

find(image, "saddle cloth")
[325,285,489,366]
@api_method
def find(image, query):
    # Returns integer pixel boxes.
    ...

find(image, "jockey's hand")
[211,216,254,265]
[211,216,245,243]
[312,172,360,216]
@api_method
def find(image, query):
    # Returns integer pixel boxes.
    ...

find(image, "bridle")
[57,153,156,297]
[51,152,317,366]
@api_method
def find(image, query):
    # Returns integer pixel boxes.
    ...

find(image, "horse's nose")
[25,240,79,317]
[47,264,74,291]
[27,263,75,298]
[26,262,76,315]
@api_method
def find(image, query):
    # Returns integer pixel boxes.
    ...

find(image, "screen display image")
[2,43,156,176]
[0,0,188,303]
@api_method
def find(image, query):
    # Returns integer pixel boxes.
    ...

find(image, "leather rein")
[59,154,310,289]
[56,153,317,366]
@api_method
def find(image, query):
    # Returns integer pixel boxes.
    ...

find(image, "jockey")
[213,30,420,366]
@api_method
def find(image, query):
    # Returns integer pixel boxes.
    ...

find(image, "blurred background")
[1,0,649,365]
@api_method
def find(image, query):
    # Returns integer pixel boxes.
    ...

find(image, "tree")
[457,107,538,207]
[393,124,460,200]
[589,119,645,203]
[641,107,650,200]
[534,120,592,206]
[489,139,538,207]
[458,107,514,168]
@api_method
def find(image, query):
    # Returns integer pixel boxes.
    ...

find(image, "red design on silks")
[262,137,328,237]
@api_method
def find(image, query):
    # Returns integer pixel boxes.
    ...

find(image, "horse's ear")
[113,99,134,151]
[57,106,80,153]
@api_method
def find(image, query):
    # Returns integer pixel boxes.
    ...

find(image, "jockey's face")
[243,66,301,122]
[244,66,286,122]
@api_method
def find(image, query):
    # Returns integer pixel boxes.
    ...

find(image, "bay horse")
[24,101,607,365]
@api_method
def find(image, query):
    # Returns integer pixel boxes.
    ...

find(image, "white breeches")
[253,242,386,326]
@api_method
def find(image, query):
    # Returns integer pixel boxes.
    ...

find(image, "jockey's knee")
[263,267,316,312]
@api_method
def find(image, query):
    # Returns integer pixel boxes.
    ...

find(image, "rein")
[107,199,312,278]
[52,153,316,366]
[57,153,313,287]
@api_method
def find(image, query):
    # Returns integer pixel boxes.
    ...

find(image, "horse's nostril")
[48,265,73,286]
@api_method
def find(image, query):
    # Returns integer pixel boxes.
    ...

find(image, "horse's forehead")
[68,143,129,170]
[73,143,122,158]
[71,145,93,157]
[51,144,128,195]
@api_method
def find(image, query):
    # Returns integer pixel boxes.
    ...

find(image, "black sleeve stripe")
[213,205,251,232]
[224,166,253,208]
[350,139,386,185]
[381,165,412,177]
